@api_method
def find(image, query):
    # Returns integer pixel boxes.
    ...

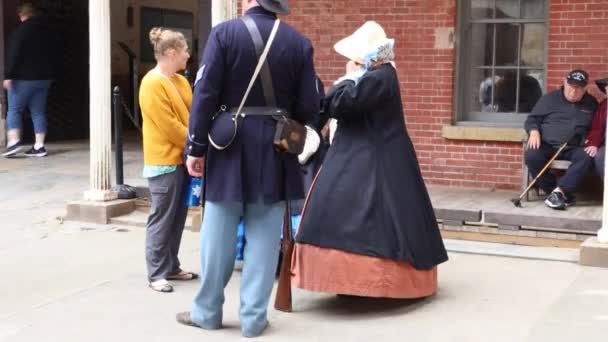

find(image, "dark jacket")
[295,64,448,270]
[586,100,607,148]
[524,88,597,147]
[186,7,320,203]
[5,16,59,80]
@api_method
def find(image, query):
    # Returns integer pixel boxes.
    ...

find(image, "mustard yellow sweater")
[139,70,192,165]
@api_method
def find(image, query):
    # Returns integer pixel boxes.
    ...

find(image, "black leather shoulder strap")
[241,15,277,107]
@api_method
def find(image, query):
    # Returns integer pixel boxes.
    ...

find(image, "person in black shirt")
[524,69,598,210]
[2,2,59,158]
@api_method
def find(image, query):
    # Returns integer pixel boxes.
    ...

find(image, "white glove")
[328,119,338,145]
[298,125,321,165]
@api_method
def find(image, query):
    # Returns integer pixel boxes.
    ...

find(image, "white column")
[212,0,237,27]
[0,1,5,148]
[599,102,608,243]
[85,0,117,201]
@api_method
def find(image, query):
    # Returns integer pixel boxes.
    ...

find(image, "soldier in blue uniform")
[176,0,319,338]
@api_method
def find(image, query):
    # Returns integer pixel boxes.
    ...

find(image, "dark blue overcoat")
[186,7,320,203]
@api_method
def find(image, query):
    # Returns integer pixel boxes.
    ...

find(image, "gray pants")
[145,166,189,282]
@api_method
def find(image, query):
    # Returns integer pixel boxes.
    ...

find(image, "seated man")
[584,78,608,180]
[524,69,598,210]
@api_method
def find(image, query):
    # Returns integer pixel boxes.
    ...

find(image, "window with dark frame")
[455,0,548,126]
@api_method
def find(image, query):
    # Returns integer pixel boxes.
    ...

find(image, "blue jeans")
[6,80,52,133]
[191,199,284,337]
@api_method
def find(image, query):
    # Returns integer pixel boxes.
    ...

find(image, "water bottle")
[184,176,203,207]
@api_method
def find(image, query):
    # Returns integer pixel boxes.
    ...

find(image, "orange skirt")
[291,243,438,298]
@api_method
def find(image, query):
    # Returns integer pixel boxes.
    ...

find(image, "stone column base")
[66,199,136,224]
[84,189,118,201]
[579,237,608,268]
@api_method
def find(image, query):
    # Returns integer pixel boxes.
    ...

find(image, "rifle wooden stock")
[274,205,293,312]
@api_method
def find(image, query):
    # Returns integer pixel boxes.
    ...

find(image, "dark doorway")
[2,0,89,142]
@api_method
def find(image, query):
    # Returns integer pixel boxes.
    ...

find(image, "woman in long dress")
[291,21,448,298]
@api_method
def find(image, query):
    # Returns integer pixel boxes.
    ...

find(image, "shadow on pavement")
[302,294,431,319]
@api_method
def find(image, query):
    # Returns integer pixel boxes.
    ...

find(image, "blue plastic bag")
[184,176,203,207]
[236,220,246,261]
[280,214,300,240]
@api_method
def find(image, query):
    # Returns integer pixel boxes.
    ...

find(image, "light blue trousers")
[191,199,284,337]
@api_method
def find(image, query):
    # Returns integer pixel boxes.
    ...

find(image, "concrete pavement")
[2,224,608,342]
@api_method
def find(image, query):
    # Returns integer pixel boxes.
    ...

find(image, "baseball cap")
[566,69,589,87]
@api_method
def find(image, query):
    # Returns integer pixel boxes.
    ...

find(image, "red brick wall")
[283,0,608,190]
[547,0,608,91]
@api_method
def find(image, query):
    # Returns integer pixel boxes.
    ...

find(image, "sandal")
[149,279,173,292]
[167,270,199,281]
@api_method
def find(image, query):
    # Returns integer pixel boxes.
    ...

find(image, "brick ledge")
[441,125,526,142]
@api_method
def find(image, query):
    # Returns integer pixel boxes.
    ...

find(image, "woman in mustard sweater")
[140,27,197,293]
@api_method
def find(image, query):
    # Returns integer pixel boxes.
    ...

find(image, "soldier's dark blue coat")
[187,7,320,203]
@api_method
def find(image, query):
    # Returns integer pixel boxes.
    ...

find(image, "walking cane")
[511,140,570,208]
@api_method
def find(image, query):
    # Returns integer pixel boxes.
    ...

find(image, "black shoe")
[565,193,576,207]
[2,141,22,157]
[544,191,566,210]
[24,146,47,157]
[176,311,200,328]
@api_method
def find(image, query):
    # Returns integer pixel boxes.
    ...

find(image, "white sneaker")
[149,279,173,292]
